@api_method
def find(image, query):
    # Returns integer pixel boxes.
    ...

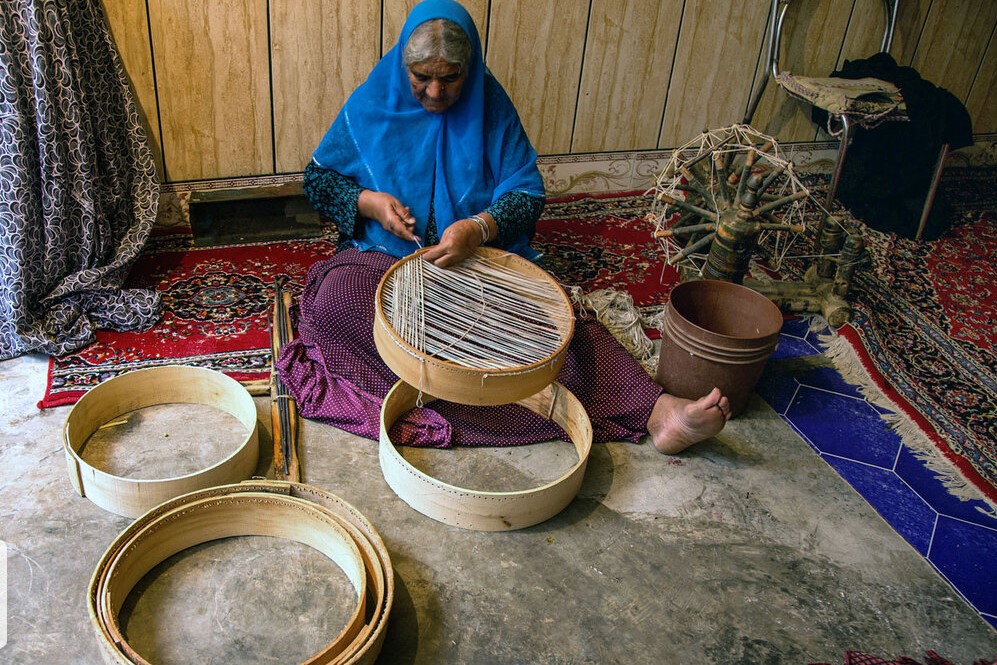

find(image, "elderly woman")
[278,0,730,453]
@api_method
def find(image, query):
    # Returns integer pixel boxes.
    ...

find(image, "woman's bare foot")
[647,387,731,454]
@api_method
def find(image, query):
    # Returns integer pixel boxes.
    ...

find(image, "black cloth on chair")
[812,53,973,240]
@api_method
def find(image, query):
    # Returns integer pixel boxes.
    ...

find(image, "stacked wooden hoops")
[64,366,393,664]
[88,481,393,665]
[374,247,592,531]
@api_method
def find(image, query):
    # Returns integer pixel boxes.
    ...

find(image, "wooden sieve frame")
[379,379,593,531]
[373,247,575,406]
[63,365,260,518]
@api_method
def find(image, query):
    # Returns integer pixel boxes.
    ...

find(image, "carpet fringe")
[820,331,997,515]
[568,285,997,515]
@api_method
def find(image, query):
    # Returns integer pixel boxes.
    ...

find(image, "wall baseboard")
[152,134,997,232]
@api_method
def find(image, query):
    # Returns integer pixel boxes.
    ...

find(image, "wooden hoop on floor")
[373,247,574,406]
[88,481,394,665]
[63,365,259,518]
[379,380,592,531]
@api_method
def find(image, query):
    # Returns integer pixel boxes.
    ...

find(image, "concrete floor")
[2,351,996,664]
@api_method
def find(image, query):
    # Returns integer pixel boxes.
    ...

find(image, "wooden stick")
[655,193,719,223]
[758,222,805,232]
[760,212,805,233]
[242,379,271,395]
[667,232,716,265]
[714,151,731,205]
[654,222,717,238]
[678,165,711,201]
[734,152,757,203]
[682,133,735,170]
[753,190,809,216]
[756,163,788,198]
[271,278,300,482]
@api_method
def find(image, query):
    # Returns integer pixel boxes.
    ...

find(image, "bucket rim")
[660,314,779,363]
[665,279,785,341]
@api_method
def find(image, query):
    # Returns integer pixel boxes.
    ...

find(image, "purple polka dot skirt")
[277,249,663,447]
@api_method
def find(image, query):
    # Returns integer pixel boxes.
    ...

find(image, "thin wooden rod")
[667,233,716,265]
[654,222,717,238]
[753,190,808,216]
[656,193,719,222]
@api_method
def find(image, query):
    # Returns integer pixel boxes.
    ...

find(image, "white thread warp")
[382,253,572,370]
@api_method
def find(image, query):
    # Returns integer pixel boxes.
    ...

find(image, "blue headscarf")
[312,0,544,259]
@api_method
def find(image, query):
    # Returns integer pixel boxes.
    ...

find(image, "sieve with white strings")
[374,247,574,405]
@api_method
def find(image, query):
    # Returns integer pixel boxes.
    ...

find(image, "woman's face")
[407,57,467,113]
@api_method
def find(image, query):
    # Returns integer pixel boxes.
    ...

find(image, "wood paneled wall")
[102,0,997,184]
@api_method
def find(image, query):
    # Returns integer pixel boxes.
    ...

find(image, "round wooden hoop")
[88,481,394,665]
[373,247,575,406]
[63,365,259,518]
[379,380,593,531]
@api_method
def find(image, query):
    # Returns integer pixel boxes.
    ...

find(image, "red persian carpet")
[824,207,997,503]
[40,190,673,408]
[810,649,996,665]
[39,234,338,408]
[535,190,679,309]
[537,184,997,504]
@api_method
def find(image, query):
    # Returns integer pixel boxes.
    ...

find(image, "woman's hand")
[422,214,495,268]
[358,190,419,243]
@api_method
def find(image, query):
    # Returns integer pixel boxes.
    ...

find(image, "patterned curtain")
[0,0,161,360]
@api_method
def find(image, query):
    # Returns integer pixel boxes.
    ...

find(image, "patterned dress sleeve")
[484,191,545,248]
[303,161,363,247]
[304,160,544,252]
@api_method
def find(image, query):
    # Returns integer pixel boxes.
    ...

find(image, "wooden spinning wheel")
[646,125,865,326]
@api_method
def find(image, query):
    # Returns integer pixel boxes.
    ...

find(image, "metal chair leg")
[814,115,853,279]
[825,115,854,209]
[915,143,950,241]
[743,0,787,125]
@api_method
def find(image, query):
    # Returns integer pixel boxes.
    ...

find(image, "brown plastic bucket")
[655,280,783,417]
